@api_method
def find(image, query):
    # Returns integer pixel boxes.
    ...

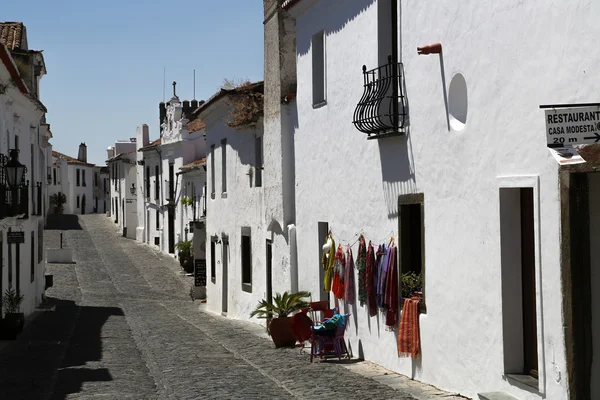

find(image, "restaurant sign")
[545,106,600,147]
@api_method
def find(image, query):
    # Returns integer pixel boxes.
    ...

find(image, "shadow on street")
[45,214,83,231]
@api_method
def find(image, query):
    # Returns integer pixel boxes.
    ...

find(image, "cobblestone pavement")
[0,215,467,399]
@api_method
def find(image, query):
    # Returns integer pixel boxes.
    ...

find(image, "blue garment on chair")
[314,314,346,331]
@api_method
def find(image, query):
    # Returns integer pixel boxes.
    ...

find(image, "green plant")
[2,288,24,314]
[401,271,423,299]
[250,291,311,320]
[175,240,193,256]
[181,196,193,207]
[50,192,67,206]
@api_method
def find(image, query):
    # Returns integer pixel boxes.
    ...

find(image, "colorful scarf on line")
[384,245,398,328]
[344,246,355,304]
[356,236,367,306]
[322,235,335,292]
[332,245,345,299]
[376,244,389,309]
[366,242,378,317]
[397,297,421,358]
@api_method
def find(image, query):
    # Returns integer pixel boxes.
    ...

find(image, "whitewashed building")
[93,166,109,214]
[136,88,207,262]
[202,82,266,318]
[50,144,95,215]
[107,139,137,238]
[0,22,50,317]
[258,0,600,399]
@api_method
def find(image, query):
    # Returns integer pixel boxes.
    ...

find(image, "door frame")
[222,234,229,315]
[498,175,545,393]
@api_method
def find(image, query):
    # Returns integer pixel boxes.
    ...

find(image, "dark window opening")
[145,166,150,198]
[241,228,252,292]
[211,145,216,198]
[30,231,35,283]
[53,168,56,185]
[155,165,160,200]
[221,139,227,194]
[155,209,160,230]
[169,163,174,200]
[398,193,425,311]
[82,170,86,187]
[77,195,80,208]
[255,136,263,187]
[76,169,81,187]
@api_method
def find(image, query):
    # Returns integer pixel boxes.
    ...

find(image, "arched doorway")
[81,195,86,215]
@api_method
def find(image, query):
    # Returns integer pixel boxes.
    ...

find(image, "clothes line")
[328,228,395,248]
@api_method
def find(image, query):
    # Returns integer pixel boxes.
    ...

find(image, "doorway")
[81,195,86,215]
[266,240,273,305]
[222,235,229,314]
[168,206,175,254]
[317,222,329,301]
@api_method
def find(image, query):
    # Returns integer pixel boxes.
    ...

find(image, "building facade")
[202,82,265,318]
[50,144,95,215]
[107,139,137,238]
[0,22,50,317]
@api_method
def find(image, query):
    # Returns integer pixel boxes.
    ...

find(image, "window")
[241,227,252,292]
[255,135,263,187]
[30,231,35,282]
[82,169,86,187]
[155,209,160,230]
[77,196,80,208]
[221,139,227,195]
[38,220,43,263]
[312,30,326,106]
[210,145,215,199]
[53,168,56,185]
[168,163,174,200]
[14,134,19,150]
[145,166,150,198]
[154,166,160,200]
[398,193,425,310]
[94,172,98,187]
[211,236,217,283]
[76,169,81,186]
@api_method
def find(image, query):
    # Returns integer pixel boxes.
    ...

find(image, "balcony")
[353,55,407,139]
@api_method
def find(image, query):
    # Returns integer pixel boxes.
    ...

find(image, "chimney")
[107,146,115,160]
[191,99,199,111]
[78,143,87,163]
[137,124,150,151]
[183,100,190,118]
[159,102,166,133]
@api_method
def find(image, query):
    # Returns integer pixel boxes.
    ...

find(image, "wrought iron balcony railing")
[353,55,407,139]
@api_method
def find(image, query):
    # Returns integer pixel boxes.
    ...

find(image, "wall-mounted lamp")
[5,149,26,187]
[130,183,136,195]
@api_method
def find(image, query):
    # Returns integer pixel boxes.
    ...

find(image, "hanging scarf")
[397,297,421,358]
[366,241,378,317]
[385,244,398,329]
[332,245,345,299]
[376,244,388,309]
[356,235,367,306]
[322,234,335,292]
[344,246,355,304]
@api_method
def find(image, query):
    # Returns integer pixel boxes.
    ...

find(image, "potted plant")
[250,291,311,348]
[1,288,24,339]
[175,239,194,272]
[50,192,66,214]
[401,271,423,299]
[181,196,193,207]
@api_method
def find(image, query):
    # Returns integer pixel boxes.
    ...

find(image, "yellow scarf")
[322,234,335,292]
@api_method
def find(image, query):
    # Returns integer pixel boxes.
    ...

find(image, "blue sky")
[3,1,264,165]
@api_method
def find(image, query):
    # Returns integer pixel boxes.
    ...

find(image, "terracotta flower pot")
[268,317,297,348]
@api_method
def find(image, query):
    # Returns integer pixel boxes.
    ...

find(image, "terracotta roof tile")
[52,150,95,166]
[180,158,207,173]
[0,22,26,50]
[281,0,303,10]
[187,118,206,133]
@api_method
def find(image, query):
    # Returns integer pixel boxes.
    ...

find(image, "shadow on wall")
[296,0,376,56]
[45,214,83,230]
[379,135,416,219]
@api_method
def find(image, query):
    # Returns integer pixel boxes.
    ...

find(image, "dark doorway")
[222,235,229,314]
[168,206,175,254]
[81,195,86,215]
[266,239,272,306]
[317,222,329,302]
[520,188,538,378]
[15,241,20,295]
[568,173,592,399]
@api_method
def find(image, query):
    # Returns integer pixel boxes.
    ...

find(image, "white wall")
[67,164,94,215]
[204,100,266,321]
[290,1,567,399]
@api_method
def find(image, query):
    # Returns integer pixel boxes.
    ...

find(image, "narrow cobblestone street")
[0,215,462,399]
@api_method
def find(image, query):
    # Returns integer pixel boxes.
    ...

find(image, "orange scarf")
[397,297,420,358]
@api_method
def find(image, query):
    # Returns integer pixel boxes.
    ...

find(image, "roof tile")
[0,22,26,50]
